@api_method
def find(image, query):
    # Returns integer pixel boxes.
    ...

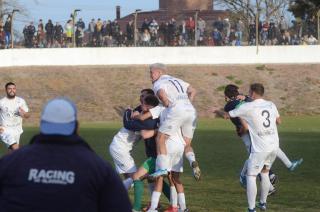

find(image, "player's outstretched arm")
[18,107,30,119]
[187,85,196,102]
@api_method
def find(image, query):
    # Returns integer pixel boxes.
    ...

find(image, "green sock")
[133,180,144,210]
[162,180,171,201]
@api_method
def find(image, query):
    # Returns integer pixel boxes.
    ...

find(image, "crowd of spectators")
[0,14,318,49]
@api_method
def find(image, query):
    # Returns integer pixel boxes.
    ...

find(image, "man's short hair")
[143,95,159,107]
[250,83,264,96]
[5,82,15,89]
[149,63,167,72]
[224,84,239,99]
[140,88,154,96]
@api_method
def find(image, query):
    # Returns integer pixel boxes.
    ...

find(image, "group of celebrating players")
[109,63,302,212]
[0,64,303,212]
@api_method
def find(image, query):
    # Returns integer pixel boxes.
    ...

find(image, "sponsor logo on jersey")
[28,168,75,185]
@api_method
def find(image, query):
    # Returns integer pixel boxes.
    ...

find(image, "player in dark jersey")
[124,90,171,212]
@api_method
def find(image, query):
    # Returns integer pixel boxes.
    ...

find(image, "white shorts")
[166,137,185,173]
[159,106,197,139]
[0,130,20,148]
[241,133,251,154]
[247,150,277,176]
[109,140,137,174]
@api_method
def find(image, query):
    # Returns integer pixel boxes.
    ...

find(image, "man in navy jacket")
[0,98,131,212]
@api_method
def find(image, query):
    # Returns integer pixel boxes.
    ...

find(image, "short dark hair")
[141,88,154,96]
[250,83,264,96]
[143,95,159,107]
[224,84,239,99]
[5,82,15,89]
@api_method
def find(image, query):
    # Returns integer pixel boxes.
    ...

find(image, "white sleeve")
[149,105,165,119]
[272,102,280,118]
[229,103,249,118]
[20,99,29,113]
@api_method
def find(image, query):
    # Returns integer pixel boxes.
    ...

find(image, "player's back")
[153,75,193,108]
[242,99,279,153]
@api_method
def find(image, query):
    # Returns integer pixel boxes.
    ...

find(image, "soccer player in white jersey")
[227,83,281,212]
[109,89,155,190]
[148,63,200,179]
[0,82,30,151]
[146,104,188,212]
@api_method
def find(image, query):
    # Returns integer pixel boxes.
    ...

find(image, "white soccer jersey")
[229,99,279,153]
[110,127,140,151]
[0,97,29,134]
[153,75,193,108]
[149,105,166,119]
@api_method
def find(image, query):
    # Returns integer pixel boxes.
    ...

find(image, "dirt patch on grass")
[0,64,319,123]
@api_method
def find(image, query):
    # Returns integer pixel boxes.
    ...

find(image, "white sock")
[122,178,133,190]
[246,175,257,210]
[178,193,186,210]
[150,191,161,210]
[241,160,248,177]
[148,182,155,196]
[260,172,270,204]
[170,186,178,207]
[156,154,169,170]
[185,151,196,167]
[277,148,292,168]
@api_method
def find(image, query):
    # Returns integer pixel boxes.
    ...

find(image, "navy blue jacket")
[123,109,158,158]
[0,134,131,212]
[224,96,252,136]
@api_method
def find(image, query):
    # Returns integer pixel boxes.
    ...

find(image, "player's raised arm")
[187,85,196,102]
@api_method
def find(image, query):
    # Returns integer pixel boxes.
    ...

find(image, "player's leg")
[109,142,136,189]
[181,112,200,180]
[277,147,303,171]
[246,152,266,212]
[148,176,164,212]
[257,150,277,211]
[132,159,152,212]
[240,133,251,187]
[165,172,178,212]
[0,131,19,153]
[172,172,187,212]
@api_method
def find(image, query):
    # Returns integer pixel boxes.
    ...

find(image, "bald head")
[149,63,167,82]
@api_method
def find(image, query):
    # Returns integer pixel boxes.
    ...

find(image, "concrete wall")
[0,46,319,67]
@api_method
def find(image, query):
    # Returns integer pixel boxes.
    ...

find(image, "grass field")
[1,116,319,212]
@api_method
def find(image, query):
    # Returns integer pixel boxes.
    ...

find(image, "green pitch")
[1,116,319,212]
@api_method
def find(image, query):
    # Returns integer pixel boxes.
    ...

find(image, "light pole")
[72,9,81,47]
[255,7,261,54]
[194,10,199,46]
[134,9,141,47]
[317,9,320,44]
[11,9,19,48]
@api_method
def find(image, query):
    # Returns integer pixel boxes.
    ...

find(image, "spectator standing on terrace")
[180,20,188,44]
[37,20,45,48]
[212,28,222,46]
[54,22,63,45]
[101,21,108,46]
[141,18,149,33]
[235,19,244,46]
[224,18,231,38]
[126,20,134,46]
[45,20,54,47]
[141,29,151,46]
[261,20,269,45]
[279,16,288,34]
[0,26,5,49]
[149,19,159,46]
[268,20,277,45]
[88,19,96,46]
[186,16,195,43]
[65,20,73,46]
[168,18,177,45]
[197,17,206,40]
[26,22,36,48]
[95,18,103,46]
[75,27,84,47]
[213,17,224,32]
[76,18,85,31]
[3,16,11,49]
[248,21,256,45]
